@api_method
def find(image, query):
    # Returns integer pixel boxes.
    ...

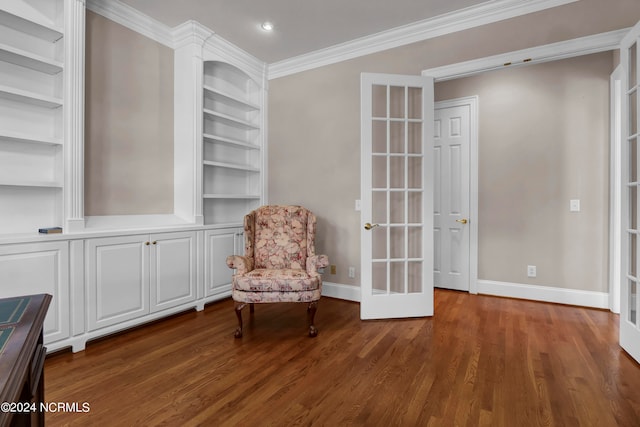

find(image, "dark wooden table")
[0,294,51,427]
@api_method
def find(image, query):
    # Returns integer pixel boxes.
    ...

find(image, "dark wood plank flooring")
[44,290,640,426]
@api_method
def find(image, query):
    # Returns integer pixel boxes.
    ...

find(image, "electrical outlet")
[330,265,336,275]
[570,199,580,212]
[348,267,356,278]
[527,265,537,278]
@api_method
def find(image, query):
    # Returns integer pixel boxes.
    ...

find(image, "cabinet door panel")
[204,228,240,297]
[0,241,69,343]
[86,235,149,331]
[149,231,196,312]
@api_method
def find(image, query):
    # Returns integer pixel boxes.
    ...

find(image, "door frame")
[610,65,624,314]
[434,96,479,294]
[423,31,626,310]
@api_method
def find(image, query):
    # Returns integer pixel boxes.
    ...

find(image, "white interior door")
[621,19,640,364]
[434,101,471,291]
[360,72,434,319]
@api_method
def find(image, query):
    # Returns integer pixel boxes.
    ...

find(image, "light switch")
[355,199,361,211]
[570,199,580,212]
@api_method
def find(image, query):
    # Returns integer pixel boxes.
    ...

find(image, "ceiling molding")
[172,20,214,50]
[86,0,266,74]
[421,28,629,81]
[202,34,267,83]
[267,0,579,80]
[86,0,175,48]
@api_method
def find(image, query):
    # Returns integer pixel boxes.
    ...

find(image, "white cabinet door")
[86,235,149,331]
[204,228,242,298]
[0,241,69,344]
[149,231,197,313]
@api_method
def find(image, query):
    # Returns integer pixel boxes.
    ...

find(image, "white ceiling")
[119,0,489,63]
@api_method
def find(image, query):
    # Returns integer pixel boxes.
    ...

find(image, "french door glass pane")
[408,122,422,154]
[408,87,422,119]
[631,186,638,230]
[390,121,405,153]
[390,227,405,259]
[630,233,637,277]
[408,192,422,223]
[390,157,405,188]
[390,262,405,293]
[372,227,387,259]
[372,262,387,294]
[372,156,387,188]
[630,137,638,182]
[630,43,637,89]
[390,192,404,224]
[372,85,387,117]
[631,89,637,136]
[408,227,422,258]
[408,157,422,189]
[408,262,422,293]
[630,280,637,324]
[372,191,387,224]
[372,121,387,153]
[389,86,405,118]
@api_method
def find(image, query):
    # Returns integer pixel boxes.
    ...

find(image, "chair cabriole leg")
[307,301,318,337]
[234,302,245,338]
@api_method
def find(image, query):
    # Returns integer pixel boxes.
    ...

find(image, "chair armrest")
[226,255,254,275]
[307,254,329,275]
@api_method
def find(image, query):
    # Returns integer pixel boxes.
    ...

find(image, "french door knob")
[456,218,468,224]
[364,222,379,230]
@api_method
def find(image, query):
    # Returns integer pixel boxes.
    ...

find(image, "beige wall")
[268,0,640,287]
[85,11,174,216]
[436,52,612,290]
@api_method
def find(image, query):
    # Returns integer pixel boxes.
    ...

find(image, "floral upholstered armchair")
[226,205,329,338]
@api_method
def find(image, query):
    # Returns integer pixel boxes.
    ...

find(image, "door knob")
[456,218,468,224]
[364,222,379,230]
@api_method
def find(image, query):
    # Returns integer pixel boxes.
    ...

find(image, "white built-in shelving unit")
[0,0,65,234]
[202,60,264,225]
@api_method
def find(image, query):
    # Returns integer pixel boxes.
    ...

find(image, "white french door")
[621,20,640,364]
[360,73,434,319]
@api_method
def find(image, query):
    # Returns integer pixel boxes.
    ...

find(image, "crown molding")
[172,20,214,50]
[422,28,628,81]
[85,0,266,75]
[85,0,174,47]
[621,19,640,48]
[268,0,578,79]
[202,33,266,83]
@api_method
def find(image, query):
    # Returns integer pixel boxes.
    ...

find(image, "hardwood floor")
[45,290,640,426]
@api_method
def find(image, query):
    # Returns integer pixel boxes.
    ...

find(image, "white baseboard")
[321,279,608,309]
[477,280,609,309]
[322,282,361,302]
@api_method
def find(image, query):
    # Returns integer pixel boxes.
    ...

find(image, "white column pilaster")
[64,0,86,232]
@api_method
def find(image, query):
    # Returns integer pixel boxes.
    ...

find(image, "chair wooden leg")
[234,302,246,338]
[307,301,318,337]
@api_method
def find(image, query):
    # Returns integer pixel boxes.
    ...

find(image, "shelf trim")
[203,108,259,130]
[0,130,62,146]
[0,42,63,74]
[203,160,260,172]
[0,9,63,42]
[203,194,261,199]
[203,84,260,111]
[0,84,63,108]
[203,133,260,150]
[0,180,62,188]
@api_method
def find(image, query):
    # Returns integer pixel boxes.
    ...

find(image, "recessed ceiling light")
[261,21,274,31]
